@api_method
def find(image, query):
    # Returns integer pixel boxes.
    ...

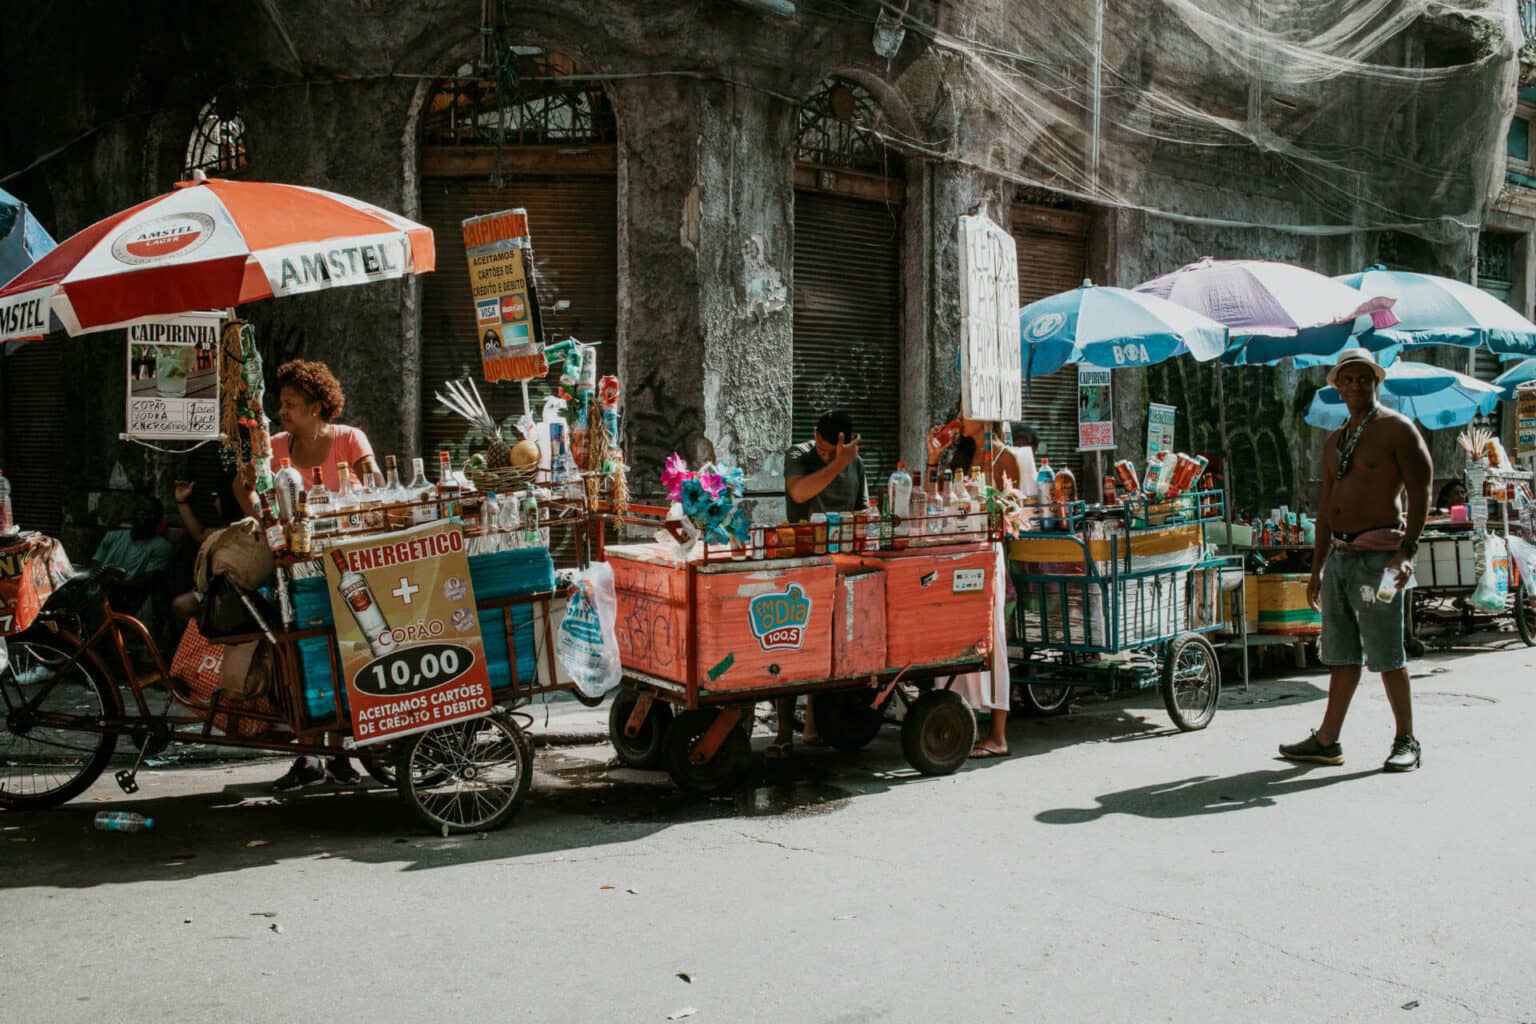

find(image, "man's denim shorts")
[1319,548,1406,674]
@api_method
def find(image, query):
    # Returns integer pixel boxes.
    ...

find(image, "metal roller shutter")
[791,189,902,494]
[418,177,618,461]
[2,341,65,534]
[1014,205,1089,483]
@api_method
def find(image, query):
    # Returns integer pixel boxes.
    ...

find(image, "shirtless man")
[1280,349,1432,772]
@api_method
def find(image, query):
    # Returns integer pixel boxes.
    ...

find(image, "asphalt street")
[2,636,1533,1024]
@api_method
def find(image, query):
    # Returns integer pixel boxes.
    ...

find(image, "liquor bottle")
[483,492,500,534]
[380,455,407,528]
[307,467,337,538]
[949,471,971,540]
[289,491,313,558]
[361,472,386,531]
[408,456,438,524]
[334,463,360,533]
[331,549,395,659]
[436,451,460,520]
[909,471,927,546]
[260,492,288,558]
[890,460,909,549]
[924,470,944,538]
[878,496,894,550]
[273,458,304,521]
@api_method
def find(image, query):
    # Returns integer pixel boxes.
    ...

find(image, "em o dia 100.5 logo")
[748,584,812,651]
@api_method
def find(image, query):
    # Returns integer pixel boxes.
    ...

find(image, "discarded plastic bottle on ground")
[94,811,154,832]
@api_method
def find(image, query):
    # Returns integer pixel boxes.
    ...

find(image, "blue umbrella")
[1304,360,1502,430]
[0,187,56,285]
[1019,280,1228,376]
[1492,358,1536,399]
[1335,266,1536,359]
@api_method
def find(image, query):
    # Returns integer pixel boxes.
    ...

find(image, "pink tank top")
[269,424,375,491]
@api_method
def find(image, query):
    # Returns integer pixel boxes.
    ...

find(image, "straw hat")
[1326,347,1386,389]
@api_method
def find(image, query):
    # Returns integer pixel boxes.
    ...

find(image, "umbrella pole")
[1216,365,1233,525]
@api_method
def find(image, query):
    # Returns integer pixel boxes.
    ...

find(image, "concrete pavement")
[2,634,1534,1023]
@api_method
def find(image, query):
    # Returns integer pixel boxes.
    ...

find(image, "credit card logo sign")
[475,299,500,324]
[748,584,811,651]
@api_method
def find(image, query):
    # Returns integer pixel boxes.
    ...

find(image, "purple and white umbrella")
[1135,257,1399,365]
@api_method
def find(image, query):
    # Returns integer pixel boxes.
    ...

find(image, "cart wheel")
[900,689,977,776]
[810,689,886,752]
[396,715,533,834]
[0,633,121,811]
[665,709,751,796]
[608,690,673,769]
[1516,586,1536,648]
[1161,632,1221,732]
[1015,682,1073,717]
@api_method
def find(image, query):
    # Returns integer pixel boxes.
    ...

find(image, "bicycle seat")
[42,564,129,613]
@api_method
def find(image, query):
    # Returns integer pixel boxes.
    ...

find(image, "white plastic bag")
[556,560,622,699]
[1469,534,1509,613]
[1506,535,1536,596]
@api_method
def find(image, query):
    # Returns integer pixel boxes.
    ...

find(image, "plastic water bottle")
[887,461,913,547]
[0,469,13,534]
[1035,459,1057,530]
[484,492,500,533]
[94,811,154,832]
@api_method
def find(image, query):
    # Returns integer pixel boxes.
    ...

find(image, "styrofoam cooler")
[1418,534,1478,590]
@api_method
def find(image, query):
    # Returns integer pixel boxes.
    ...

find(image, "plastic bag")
[1506,535,1536,597]
[1469,535,1509,613]
[556,560,622,699]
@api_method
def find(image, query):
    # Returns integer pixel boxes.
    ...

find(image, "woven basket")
[468,465,537,494]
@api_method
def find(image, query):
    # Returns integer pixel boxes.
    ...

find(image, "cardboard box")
[1257,573,1321,634]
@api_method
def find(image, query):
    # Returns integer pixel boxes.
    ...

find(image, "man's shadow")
[1036,763,1380,824]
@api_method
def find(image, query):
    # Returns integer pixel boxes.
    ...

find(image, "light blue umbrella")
[1304,360,1502,430]
[1019,280,1228,377]
[1335,266,1536,359]
[0,187,56,286]
[1492,358,1536,399]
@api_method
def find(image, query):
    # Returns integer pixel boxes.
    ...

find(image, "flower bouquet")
[659,453,752,557]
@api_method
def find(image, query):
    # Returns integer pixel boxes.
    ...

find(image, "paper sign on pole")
[1077,367,1114,451]
[124,312,222,440]
[322,520,494,746]
[957,213,1022,422]
[1146,402,1177,470]
[462,209,548,383]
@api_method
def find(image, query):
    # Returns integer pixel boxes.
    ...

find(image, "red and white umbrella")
[0,178,434,342]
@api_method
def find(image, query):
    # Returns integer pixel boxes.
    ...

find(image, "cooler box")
[832,568,886,678]
[842,546,995,668]
[1418,534,1477,590]
[290,575,343,721]
[1257,573,1321,634]
[609,544,835,694]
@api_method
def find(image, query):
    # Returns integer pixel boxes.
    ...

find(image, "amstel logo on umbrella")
[110,212,216,265]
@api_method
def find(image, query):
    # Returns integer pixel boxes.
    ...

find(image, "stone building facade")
[0,1,1518,554]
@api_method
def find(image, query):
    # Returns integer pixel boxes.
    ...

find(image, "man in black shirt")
[771,409,867,757]
[784,408,867,523]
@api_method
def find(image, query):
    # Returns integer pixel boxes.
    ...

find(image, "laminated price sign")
[322,520,493,746]
[1077,367,1114,451]
[462,208,548,383]
[125,311,223,440]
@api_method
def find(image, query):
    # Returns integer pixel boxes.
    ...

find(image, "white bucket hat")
[1326,347,1386,389]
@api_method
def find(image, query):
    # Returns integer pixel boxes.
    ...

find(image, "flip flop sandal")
[969,746,1008,760]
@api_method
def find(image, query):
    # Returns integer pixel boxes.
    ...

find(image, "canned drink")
[826,512,842,553]
[1115,459,1140,495]
[750,525,765,560]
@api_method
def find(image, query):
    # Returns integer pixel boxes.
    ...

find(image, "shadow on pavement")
[1034,762,1380,824]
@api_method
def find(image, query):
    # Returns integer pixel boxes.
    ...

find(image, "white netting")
[858,0,1521,243]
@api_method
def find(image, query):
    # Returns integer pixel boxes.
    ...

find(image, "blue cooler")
[469,547,555,691]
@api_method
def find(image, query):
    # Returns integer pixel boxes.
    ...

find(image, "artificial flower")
[661,452,692,502]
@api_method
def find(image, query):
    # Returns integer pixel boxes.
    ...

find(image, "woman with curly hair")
[236,359,378,791]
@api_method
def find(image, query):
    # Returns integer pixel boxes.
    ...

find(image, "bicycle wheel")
[1161,632,1221,732]
[396,715,532,834]
[0,634,121,810]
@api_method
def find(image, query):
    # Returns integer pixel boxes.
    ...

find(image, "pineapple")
[435,378,513,467]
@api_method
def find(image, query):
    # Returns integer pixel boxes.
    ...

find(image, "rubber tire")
[608,690,673,769]
[1516,585,1536,648]
[665,708,752,796]
[1016,682,1073,717]
[900,689,977,776]
[809,689,885,752]
[396,715,533,834]
[0,632,121,811]
[1161,632,1221,732]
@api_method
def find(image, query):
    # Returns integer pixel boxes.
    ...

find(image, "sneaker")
[325,757,361,786]
[1278,730,1344,765]
[271,756,326,792]
[1383,734,1422,773]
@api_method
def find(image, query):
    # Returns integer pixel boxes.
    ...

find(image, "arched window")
[423,50,616,147]
[796,77,902,177]
[184,98,249,179]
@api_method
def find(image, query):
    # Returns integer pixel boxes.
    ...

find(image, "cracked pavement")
[2,636,1534,1022]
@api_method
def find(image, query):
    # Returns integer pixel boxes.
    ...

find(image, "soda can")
[750,524,765,560]
[1115,459,1140,495]
[826,512,842,553]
